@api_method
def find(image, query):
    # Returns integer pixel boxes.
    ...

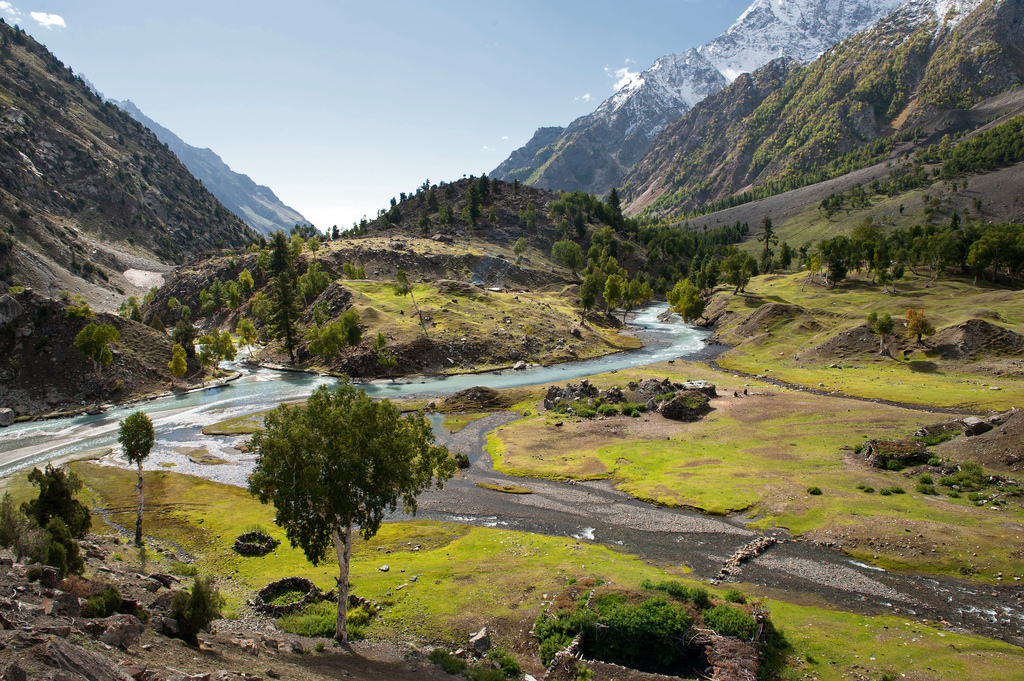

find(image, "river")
[0,304,707,477]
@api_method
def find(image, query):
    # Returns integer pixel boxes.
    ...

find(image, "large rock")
[469,627,490,653]
[660,391,711,421]
[42,635,135,681]
[0,408,14,427]
[98,614,145,650]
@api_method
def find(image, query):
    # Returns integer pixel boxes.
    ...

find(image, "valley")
[3,0,1024,680]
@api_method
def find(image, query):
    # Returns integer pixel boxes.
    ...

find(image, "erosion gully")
[0,304,1020,646]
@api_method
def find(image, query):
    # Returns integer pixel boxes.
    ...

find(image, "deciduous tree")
[118,411,154,545]
[74,323,120,374]
[248,383,454,643]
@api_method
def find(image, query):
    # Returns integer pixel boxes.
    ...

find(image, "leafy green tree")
[394,270,429,339]
[21,465,91,538]
[551,240,584,276]
[513,237,528,262]
[308,236,320,261]
[667,279,705,323]
[298,261,330,305]
[580,271,600,321]
[236,319,258,357]
[603,274,625,314]
[226,280,241,309]
[198,332,237,366]
[248,382,454,643]
[238,268,254,296]
[374,332,398,381]
[307,310,362,360]
[0,492,45,562]
[519,202,536,231]
[867,311,895,355]
[722,252,757,294]
[778,241,793,270]
[621,278,653,323]
[118,411,155,545]
[169,343,188,382]
[269,231,292,277]
[143,286,158,305]
[905,308,935,343]
[74,323,120,374]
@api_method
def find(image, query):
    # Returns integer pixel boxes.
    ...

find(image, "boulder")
[469,627,490,653]
[98,614,145,650]
[43,635,134,681]
[660,391,711,422]
[0,409,14,427]
[152,616,180,637]
[961,416,993,437]
[513,361,527,371]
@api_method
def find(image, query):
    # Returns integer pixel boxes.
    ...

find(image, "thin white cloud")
[501,136,508,141]
[605,65,640,92]
[575,93,592,102]
[0,2,24,21]
[30,11,65,28]
[482,145,490,150]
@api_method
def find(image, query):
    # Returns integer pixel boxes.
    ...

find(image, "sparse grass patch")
[475,482,532,494]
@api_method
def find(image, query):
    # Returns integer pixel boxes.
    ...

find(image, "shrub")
[84,585,122,618]
[170,576,225,644]
[911,433,952,447]
[429,648,467,674]
[619,402,647,415]
[590,597,691,670]
[534,609,597,666]
[885,460,904,471]
[724,589,747,604]
[640,579,711,609]
[916,482,937,495]
[575,408,597,419]
[314,641,325,653]
[277,601,335,638]
[855,484,874,493]
[40,517,84,577]
[927,456,942,466]
[596,404,619,416]
[170,561,198,576]
[919,473,933,485]
[703,604,756,639]
[454,452,470,469]
[807,486,822,495]
[488,647,521,677]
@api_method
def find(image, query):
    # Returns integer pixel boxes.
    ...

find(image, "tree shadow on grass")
[905,360,940,373]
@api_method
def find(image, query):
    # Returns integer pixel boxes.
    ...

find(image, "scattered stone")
[379,564,390,572]
[99,614,146,650]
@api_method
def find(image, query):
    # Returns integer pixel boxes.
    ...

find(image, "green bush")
[39,518,84,577]
[278,601,335,638]
[428,648,467,674]
[170,561,198,576]
[807,486,822,495]
[855,484,874,494]
[639,579,710,608]
[619,402,647,415]
[314,641,325,653]
[939,462,986,491]
[885,460,904,471]
[916,482,937,495]
[919,473,933,485]
[596,404,619,416]
[589,597,691,670]
[488,647,521,677]
[927,457,942,466]
[84,585,122,618]
[724,589,747,604]
[575,408,597,419]
[703,604,756,639]
[534,609,597,666]
[911,433,952,447]
[170,576,225,644]
[464,667,505,681]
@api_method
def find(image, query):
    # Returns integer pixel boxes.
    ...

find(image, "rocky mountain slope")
[0,21,256,305]
[490,0,904,196]
[621,0,1021,217]
[113,100,309,237]
[0,289,205,419]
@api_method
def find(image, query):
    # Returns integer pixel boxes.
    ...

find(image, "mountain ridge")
[112,99,309,237]
[490,0,905,196]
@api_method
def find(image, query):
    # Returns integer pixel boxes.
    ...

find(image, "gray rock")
[43,636,134,681]
[513,361,527,371]
[153,616,180,637]
[469,627,490,653]
[99,614,145,650]
[40,566,60,588]
[0,409,14,427]
[378,564,390,572]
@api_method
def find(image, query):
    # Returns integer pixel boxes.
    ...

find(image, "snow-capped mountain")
[491,0,906,196]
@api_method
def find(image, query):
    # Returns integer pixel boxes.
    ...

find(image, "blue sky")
[5,1,750,231]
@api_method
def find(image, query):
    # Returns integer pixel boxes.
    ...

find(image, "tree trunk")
[410,291,430,340]
[135,463,144,546]
[332,524,353,644]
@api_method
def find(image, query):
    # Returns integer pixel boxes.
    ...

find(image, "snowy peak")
[491,0,921,196]
[700,0,906,81]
